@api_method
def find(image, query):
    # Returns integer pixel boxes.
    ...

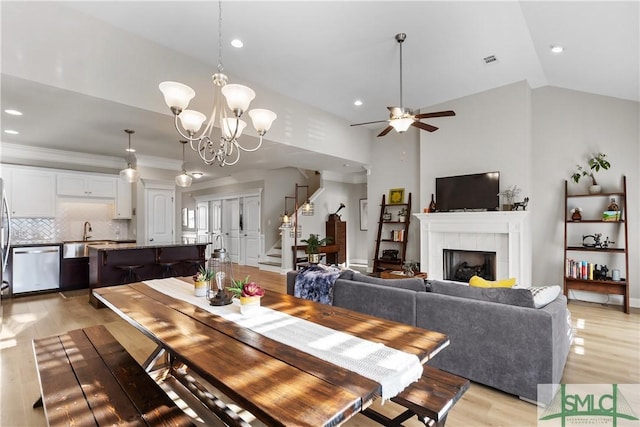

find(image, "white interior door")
[196,201,210,258]
[243,196,260,267]
[222,198,239,263]
[146,188,174,244]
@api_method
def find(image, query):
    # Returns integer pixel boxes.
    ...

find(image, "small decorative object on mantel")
[227,276,265,315]
[428,194,437,213]
[498,185,521,211]
[571,207,582,221]
[512,197,529,211]
[607,198,619,211]
[571,152,611,194]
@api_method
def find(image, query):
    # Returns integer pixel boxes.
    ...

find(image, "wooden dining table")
[93,279,450,427]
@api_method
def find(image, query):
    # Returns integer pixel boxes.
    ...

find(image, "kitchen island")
[89,242,207,307]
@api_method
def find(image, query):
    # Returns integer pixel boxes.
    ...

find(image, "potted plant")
[300,233,332,264]
[571,152,611,194]
[397,208,408,222]
[193,266,214,297]
[227,276,265,314]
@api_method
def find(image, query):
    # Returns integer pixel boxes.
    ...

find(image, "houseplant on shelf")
[301,233,332,264]
[571,152,611,194]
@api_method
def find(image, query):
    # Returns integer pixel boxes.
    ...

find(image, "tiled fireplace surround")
[415,211,532,287]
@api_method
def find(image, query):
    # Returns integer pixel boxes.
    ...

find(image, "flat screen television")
[435,172,500,212]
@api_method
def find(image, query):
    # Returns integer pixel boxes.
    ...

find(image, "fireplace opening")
[443,249,496,282]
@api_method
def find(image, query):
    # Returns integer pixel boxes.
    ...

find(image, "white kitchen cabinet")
[4,167,56,217]
[113,178,132,219]
[57,173,116,198]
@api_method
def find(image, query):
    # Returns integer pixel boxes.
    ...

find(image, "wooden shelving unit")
[563,176,629,313]
[373,192,411,273]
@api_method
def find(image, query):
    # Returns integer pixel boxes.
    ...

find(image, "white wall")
[532,87,639,304]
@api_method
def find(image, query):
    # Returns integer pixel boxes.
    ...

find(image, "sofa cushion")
[352,273,426,292]
[430,280,535,308]
[528,285,562,308]
[469,275,516,288]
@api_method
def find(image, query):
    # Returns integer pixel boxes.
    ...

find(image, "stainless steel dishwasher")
[12,245,60,293]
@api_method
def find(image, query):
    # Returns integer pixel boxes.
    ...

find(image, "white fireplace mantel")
[414,211,532,286]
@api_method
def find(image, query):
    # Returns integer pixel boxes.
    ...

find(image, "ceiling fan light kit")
[351,33,455,137]
[159,0,276,167]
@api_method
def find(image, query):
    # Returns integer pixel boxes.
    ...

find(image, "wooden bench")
[32,325,195,427]
[362,365,470,427]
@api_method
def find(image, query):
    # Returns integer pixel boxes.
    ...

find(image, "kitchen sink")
[63,241,114,258]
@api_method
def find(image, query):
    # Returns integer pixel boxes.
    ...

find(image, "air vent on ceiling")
[483,55,498,64]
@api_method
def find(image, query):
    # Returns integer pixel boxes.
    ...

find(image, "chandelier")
[175,140,193,188]
[119,129,140,183]
[159,1,276,167]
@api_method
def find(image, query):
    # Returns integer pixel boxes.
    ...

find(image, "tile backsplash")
[11,201,130,242]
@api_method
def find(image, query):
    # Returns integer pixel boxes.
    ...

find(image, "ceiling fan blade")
[414,110,456,119]
[377,126,393,137]
[412,121,438,132]
[351,119,389,127]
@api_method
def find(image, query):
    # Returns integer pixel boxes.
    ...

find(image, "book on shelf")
[602,210,621,221]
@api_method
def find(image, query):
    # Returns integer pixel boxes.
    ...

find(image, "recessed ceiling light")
[354,100,363,107]
[191,172,203,179]
[230,39,243,48]
[4,129,19,135]
[4,109,23,116]
[550,45,564,54]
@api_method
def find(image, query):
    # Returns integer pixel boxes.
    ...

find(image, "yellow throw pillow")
[469,275,516,288]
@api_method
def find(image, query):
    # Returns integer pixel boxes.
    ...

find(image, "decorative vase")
[428,194,437,213]
[308,253,320,264]
[239,295,261,315]
[588,184,602,194]
[571,211,582,221]
[194,280,207,297]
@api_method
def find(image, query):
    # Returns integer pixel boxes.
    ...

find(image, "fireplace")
[444,249,496,282]
[415,211,532,286]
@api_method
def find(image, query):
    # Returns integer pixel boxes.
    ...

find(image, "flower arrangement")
[570,207,582,214]
[498,185,521,205]
[227,276,265,298]
[193,266,214,283]
[571,152,610,185]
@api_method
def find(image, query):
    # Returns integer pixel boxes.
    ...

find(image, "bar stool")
[157,261,180,278]
[182,259,203,277]
[114,265,143,284]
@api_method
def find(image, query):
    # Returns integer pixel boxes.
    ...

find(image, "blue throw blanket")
[294,264,342,305]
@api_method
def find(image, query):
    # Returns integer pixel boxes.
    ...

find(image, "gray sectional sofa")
[286,269,573,404]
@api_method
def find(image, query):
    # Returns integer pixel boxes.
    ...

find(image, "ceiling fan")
[351,33,455,137]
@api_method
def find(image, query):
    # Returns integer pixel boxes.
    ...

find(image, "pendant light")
[175,140,193,188]
[119,129,140,183]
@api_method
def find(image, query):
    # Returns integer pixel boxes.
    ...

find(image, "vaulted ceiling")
[2,1,638,181]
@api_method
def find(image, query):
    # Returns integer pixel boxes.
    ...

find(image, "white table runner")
[143,278,423,400]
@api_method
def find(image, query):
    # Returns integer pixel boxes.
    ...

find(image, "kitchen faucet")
[83,221,92,241]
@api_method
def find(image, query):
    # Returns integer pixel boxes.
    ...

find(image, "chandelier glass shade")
[175,140,193,188]
[119,129,140,183]
[158,2,276,168]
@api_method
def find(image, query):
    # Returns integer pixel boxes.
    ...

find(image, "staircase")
[259,239,284,273]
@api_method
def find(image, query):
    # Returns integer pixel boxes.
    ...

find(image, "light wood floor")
[1,265,638,427]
